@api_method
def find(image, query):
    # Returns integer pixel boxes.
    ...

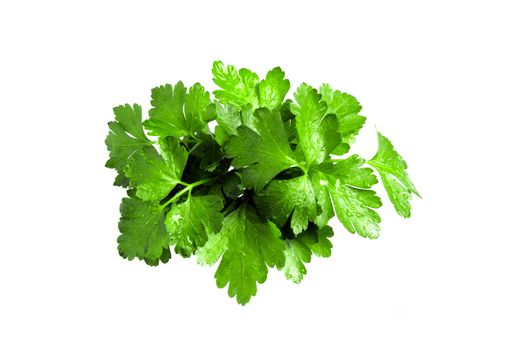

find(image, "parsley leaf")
[224,107,297,191]
[281,225,334,283]
[214,104,254,145]
[255,175,317,235]
[319,84,366,147]
[124,137,188,202]
[198,204,285,305]
[144,82,214,137]
[291,83,341,167]
[310,171,335,227]
[165,194,224,257]
[105,104,152,187]
[212,61,259,108]
[369,132,421,218]
[282,239,311,283]
[329,180,382,239]
[317,154,378,188]
[304,225,334,258]
[117,197,170,266]
[318,155,382,239]
[258,67,290,109]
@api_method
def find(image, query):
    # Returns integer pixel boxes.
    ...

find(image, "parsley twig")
[106,60,419,304]
[161,178,215,209]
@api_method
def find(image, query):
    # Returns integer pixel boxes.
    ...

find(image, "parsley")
[105,61,420,305]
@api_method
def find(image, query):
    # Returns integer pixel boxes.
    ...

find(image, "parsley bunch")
[105,61,420,305]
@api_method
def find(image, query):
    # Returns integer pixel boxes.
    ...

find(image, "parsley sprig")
[105,61,420,304]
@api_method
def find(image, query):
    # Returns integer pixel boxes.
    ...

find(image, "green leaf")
[310,172,334,227]
[165,195,224,257]
[184,82,215,125]
[315,155,381,238]
[281,239,311,284]
[144,82,212,137]
[221,172,244,199]
[188,83,215,125]
[214,104,255,145]
[328,179,382,239]
[280,99,296,122]
[224,108,297,191]
[331,143,350,156]
[319,83,366,146]
[195,226,229,266]
[201,204,285,305]
[113,103,149,139]
[159,137,189,178]
[215,103,242,135]
[298,225,334,258]
[124,137,188,202]
[291,83,341,166]
[144,82,185,136]
[368,132,420,218]
[280,225,334,283]
[212,61,259,108]
[117,197,169,265]
[189,135,224,172]
[258,67,290,109]
[317,155,378,189]
[255,175,316,235]
[316,155,381,239]
[105,104,152,187]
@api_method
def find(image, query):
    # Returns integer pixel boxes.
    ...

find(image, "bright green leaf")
[368,132,420,218]
[215,104,255,145]
[258,67,290,109]
[207,204,285,305]
[184,82,214,126]
[328,179,382,239]
[310,171,335,227]
[224,108,297,191]
[281,239,311,284]
[195,227,229,266]
[165,195,223,257]
[215,103,242,136]
[317,155,378,189]
[124,137,188,201]
[212,61,259,108]
[144,82,212,137]
[255,175,316,235]
[319,83,366,146]
[317,155,382,239]
[105,104,152,187]
[298,225,334,258]
[291,83,341,166]
[280,225,334,283]
[117,197,169,265]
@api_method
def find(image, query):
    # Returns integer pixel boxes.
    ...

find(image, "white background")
[1,1,524,349]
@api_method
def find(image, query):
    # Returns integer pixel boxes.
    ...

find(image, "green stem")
[188,140,203,155]
[161,178,214,208]
[181,134,201,151]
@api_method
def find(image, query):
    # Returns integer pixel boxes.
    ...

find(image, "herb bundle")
[105,61,419,304]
